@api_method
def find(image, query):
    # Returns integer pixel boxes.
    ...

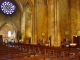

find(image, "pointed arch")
[0,21,17,42]
[0,21,17,31]
[23,0,33,8]
[14,0,23,14]
[0,21,17,38]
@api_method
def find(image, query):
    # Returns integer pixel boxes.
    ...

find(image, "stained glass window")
[1,1,16,14]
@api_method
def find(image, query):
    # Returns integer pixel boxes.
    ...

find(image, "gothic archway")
[0,22,17,42]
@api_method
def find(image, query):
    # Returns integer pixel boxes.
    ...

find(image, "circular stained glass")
[1,1,16,14]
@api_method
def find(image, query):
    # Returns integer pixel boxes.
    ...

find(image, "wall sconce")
[65,31,69,35]
[41,32,45,37]
[77,30,80,35]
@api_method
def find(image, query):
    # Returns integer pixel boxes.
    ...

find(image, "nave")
[0,43,80,60]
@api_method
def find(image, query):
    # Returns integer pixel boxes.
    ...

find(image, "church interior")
[0,0,80,60]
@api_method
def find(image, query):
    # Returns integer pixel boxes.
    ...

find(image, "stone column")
[54,0,60,47]
[21,11,26,43]
[47,0,55,47]
[32,7,35,44]
[48,0,60,47]
[33,0,38,44]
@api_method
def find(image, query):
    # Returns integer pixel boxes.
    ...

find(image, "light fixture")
[65,31,69,35]
[70,43,77,47]
[41,33,45,37]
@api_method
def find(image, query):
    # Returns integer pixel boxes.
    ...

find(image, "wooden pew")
[12,55,45,60]
[6,43,80,60]
[13,57,34,60]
